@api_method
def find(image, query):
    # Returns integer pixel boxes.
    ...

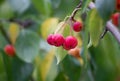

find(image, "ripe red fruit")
[4,45,15,56]
[111,13,120,27]
[63,36,78,50]
[47,34,54,45]
[116,0,120,11]
[73,21,83,32]
[53,34,65,47]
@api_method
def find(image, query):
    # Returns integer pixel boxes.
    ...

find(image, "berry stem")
[89,2,120,44]
[70,0,82,21]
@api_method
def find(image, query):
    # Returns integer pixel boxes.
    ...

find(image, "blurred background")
[0,0,120,81]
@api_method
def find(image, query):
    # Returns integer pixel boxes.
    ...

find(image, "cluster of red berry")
[47,21,83,50]
[111,0,120,27]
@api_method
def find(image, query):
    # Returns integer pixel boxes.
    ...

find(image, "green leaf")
[8,0,30,14]
[0,1,14,19]
[81,0,91,13]
[89,33,120,81]
[55,47,67,64]
[0,54,7,81]
[95,0,115,21]
[2,51,33,81]
[32,0,52,17]
[60,56,81,81]
[15,29,40,63]
[54,72,68,81]
[87,9,104,46]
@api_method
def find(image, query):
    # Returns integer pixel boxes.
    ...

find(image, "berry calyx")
[111,13,120,27]
[73,21,83,32]
[47,34,54,45]
[63,36,78,50]
[53,34,65,47]
[116,0,120,11]
[4,45,15,56]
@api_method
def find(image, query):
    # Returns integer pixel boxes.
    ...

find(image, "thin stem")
[70,0,82,21]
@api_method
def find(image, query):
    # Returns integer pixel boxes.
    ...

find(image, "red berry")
[73,21,83,32]
[47,34,54,45]
[53,34,65,47]
[63,36,78,50]
[111,13,120,27]
[116,0,120,11]
[4,45,15,56]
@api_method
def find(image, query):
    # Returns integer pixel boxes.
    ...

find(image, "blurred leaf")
[8,0,30,14]
[15,29,40,63]
[51,0,61,8]
[32,0,52,17]
[35,49,58,81]
[41,18,59,39]
[54,72,68,81]
[53,0,80,19]
[2,51,33,81]
[0,0,4,5]
[0,54,7,81]
[89,33,120,81]
[95,0,115,21]
[0,32,8,49]
[87,9,104,46]
[0,1,14,19]
[9,23,20,45]
[55,47,67,64]
[61,55,81,81]
[81,0,91,13]
[40,50,55,81]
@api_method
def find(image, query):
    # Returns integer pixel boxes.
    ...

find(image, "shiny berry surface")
[4,45,15,56]
[53,34,65,47]
[73,21,83,32]
[63,36,78,50]
[47,34,54,45]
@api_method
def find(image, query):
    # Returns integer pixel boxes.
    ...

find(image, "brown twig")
[70,0,82,21]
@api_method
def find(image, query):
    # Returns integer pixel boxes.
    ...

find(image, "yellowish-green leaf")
[40,49,55,81]
[9,23,20,44]
[55,47,67,64]
[87,9,104,46]
[41,18,59,39]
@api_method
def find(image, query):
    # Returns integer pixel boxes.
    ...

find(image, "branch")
[88,2,120,44]
[70,0,82,21]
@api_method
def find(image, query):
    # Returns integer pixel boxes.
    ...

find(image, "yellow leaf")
[41,18,59,39]
[39,49,55,81]
[9,23,20,44]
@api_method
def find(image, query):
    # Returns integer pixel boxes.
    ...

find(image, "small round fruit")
[111,13,120,27]
[63,36,78,50]
[73,21,83,32]
[68,47,80,58]
[47,34,54,45]
[53,34,65,47]
[4,45,15,56]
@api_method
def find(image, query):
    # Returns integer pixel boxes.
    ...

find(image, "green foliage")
[15,30,40,63]
[95,0,115,21]
[0,0,120,81]
[87,9,104,46]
